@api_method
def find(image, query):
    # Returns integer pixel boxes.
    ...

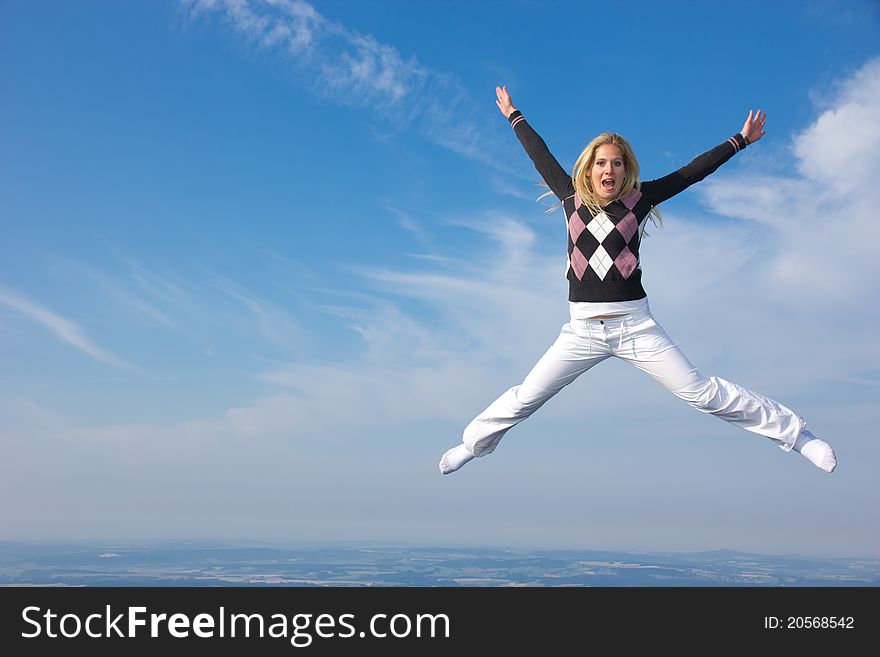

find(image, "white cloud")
[383,207,433,246]
[207,275,305,354]
[697,57,880,313]
[124,258,195,310]
[62,259,179,330]
[794,59,880,195]
[179,0,515,172]
[0,285,136,371]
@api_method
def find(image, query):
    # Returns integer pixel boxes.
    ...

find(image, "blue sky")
[1,0,879,556]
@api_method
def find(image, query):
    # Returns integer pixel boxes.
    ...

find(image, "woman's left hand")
[741,109,767,143]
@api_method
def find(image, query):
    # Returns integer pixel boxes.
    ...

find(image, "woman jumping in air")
[439,85,836,475]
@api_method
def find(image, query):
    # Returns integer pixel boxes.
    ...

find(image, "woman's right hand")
[495,85,517,118]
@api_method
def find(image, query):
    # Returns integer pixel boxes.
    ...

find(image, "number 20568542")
[764,616,854,629]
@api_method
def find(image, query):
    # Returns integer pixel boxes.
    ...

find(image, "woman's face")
[591,144,625,201]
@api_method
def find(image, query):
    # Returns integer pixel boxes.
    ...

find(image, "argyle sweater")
[508,110,748,302]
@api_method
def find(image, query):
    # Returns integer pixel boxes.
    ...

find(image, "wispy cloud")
[803,0,880,30]
[207,275,305,354]
[121,256,198,317]
[62,259,179,330]
[179,0,513,171]
[182,0,421,109]
[383,207,433,246]
[118,254,310,354]
[0,285,136,371]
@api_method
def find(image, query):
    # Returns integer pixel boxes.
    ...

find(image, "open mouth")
[601,179,615,191]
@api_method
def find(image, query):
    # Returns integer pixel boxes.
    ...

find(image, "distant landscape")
[1,542,877,586]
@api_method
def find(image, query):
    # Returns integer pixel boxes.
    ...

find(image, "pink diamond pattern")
[617,212,638,243]
[569,211,586,244]
[615,247,638,279]
[570,246,588,279]
[622,188,642,210]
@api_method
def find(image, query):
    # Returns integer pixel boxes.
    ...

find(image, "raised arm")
[496,85,575,202]
[642,109,766,206]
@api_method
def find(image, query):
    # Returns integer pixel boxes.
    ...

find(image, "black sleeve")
[641,133,749,206]
[508,110,575,202]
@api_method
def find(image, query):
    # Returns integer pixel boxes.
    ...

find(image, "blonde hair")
[540,132,663,230]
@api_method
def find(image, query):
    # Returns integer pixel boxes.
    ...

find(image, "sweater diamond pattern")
[569,211,586,244]
[571,209,641,281]
[617,212,638,243]
[614,246,638,279]
[571,246,589,279]
[586,212,614,243]
[588,245,614,280]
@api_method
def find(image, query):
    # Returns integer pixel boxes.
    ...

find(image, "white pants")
[463,304,805,457]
